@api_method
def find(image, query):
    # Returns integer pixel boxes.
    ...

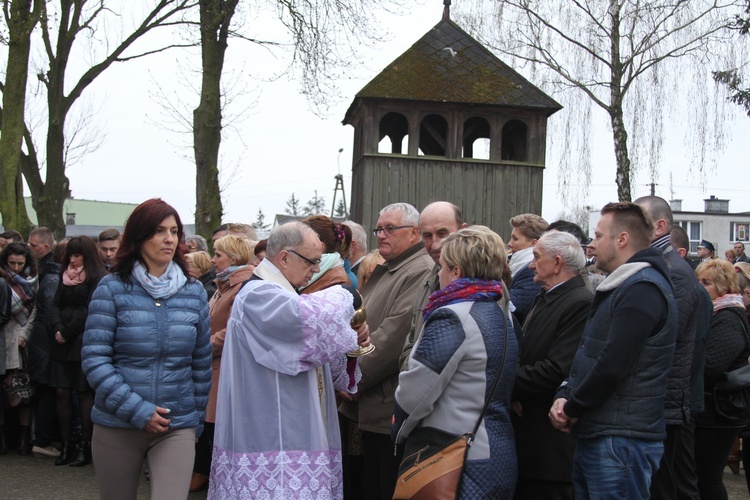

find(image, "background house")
[588,195,750,258]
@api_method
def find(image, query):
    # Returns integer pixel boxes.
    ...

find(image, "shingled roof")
[344,17,561,123]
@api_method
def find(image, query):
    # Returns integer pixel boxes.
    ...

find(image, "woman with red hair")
[82,199,211,498]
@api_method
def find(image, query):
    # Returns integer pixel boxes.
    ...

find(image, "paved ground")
[0,450,208,499]
[0,449,748,499]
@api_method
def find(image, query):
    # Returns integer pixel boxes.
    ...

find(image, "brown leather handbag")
[392,312,510,499]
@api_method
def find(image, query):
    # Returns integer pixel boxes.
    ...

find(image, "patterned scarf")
[131,260,187,300]
[63,264,86,286]
[216,265,245,282]
[713,293,746,314]
[422,278,503,321]
[6,267,38,326]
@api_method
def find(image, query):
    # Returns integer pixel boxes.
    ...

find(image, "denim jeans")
[572,435,664,499]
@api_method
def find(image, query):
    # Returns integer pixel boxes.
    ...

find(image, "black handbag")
[714,364,750,422]
[713,319,750,422]
[3,348,36,408]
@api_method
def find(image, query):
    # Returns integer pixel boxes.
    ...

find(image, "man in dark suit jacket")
[512,230,594,499]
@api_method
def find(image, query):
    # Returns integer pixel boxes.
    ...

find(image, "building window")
[378,112,409,154]
[418,114,448,157]
[462,117,491,160]
[678,221,702,254]
[732,222,750,242]
[501,119,528,161]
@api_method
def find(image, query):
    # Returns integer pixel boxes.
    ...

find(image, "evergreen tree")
[303,190,327,216]
[334,199,347,217]
[285,193,301,216]
[253,208,270,230]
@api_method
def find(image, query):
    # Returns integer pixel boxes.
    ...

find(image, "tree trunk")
[0,0,39,235]
[37,99,71,239]
[608,0,632,202]
[194,0,238,239]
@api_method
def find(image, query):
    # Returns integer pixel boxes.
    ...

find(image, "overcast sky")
[26,1,750,236]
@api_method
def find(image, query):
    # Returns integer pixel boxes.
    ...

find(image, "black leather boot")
[0,426,7,455]
[18,426,31,456]
[69,441,91,467]
[54,442,76,466]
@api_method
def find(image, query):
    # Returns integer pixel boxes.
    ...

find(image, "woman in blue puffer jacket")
[82,198,211,500]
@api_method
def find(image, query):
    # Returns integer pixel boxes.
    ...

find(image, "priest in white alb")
[208,222,368,499]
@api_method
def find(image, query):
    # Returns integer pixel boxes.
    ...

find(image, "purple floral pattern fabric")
[210,448,343,499]
[298,287,358,369]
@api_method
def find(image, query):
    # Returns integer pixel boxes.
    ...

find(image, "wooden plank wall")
[350,154,544,249]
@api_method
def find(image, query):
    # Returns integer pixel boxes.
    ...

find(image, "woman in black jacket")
[49,236,105,467]
[694,259,750,499]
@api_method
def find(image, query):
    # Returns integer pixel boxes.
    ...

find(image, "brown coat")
[338,243,433,434]
[205,266,255,423]
[302,267,350,294]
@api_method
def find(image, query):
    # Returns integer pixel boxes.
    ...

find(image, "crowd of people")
[0,195,749,500]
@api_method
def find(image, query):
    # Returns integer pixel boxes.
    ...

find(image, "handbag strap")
[469,304,511,439]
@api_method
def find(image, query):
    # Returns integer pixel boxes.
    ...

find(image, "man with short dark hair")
[98,228,120,270]
[550,202,677,498]
[339,202,433,500]
[27,227,54,262]
[26,227,61,457]
[513,230,593,499]
[733,242,750,263]
[636,195,711,499]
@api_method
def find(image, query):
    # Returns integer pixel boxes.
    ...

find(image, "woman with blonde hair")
[190,234,254,492]
[186,251,216,300]
[394,226,518,498]
[694,259,750,499]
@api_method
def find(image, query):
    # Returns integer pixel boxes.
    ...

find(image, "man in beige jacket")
[339,202,433,500]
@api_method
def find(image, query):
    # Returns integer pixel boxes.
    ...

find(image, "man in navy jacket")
[551,202,678,499]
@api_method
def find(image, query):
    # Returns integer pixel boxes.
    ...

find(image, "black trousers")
[514,476,574,500]
[650,421,700,499]
[362,431,402,500]
[193,422,214,476]
[32,384,57,447]
[694,424,742,500]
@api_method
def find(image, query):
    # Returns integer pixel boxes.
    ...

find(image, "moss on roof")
[346,18,561,119]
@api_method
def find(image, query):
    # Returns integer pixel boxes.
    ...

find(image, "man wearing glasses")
[209,222,367,498]
[339,202,433,500]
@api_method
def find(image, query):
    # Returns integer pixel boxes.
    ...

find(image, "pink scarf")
[713,293,746,314]
[63,265,86,286]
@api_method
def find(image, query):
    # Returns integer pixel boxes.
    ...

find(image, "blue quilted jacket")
[509,266,541,324]
[82,274,211,436]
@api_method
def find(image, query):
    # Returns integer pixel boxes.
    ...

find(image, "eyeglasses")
[287,249,321,267]
[372,225,415,237]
